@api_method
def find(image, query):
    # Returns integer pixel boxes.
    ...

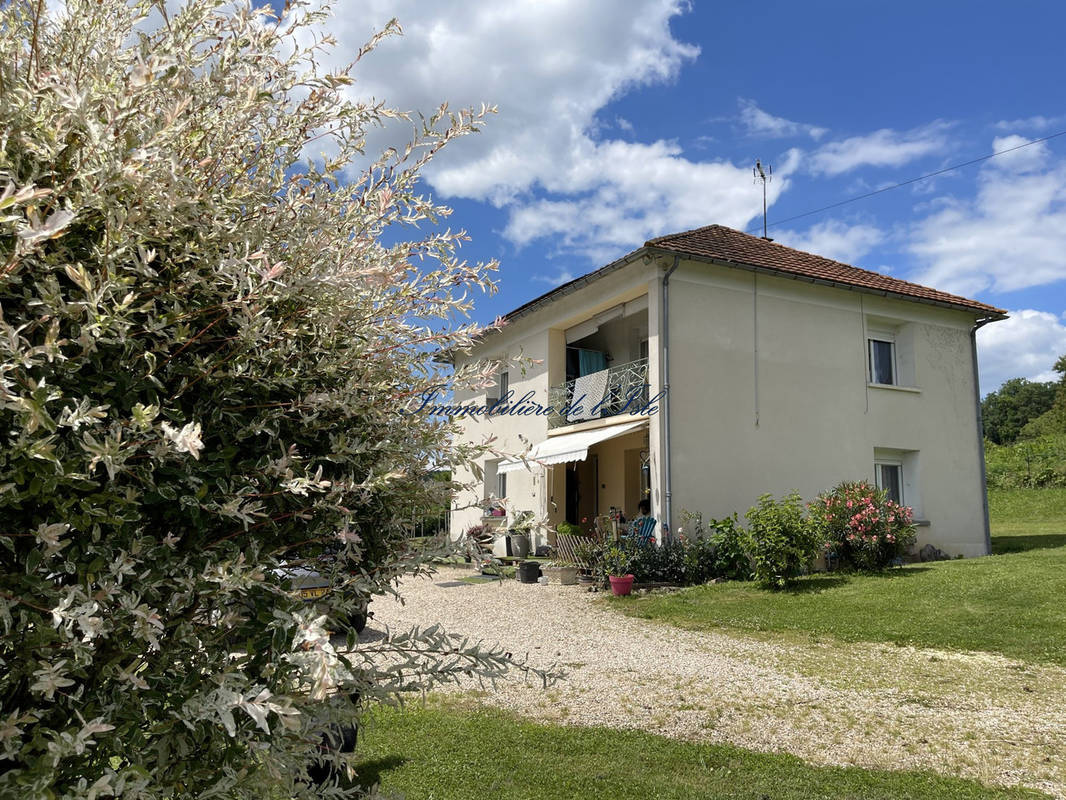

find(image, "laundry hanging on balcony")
[568,367,609,423]
[576,348,607,376]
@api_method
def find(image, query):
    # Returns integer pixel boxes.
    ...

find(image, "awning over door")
[497,419,646,473]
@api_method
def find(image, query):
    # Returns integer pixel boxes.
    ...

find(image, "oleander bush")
[808,481,917,570]
[0,3,552,798]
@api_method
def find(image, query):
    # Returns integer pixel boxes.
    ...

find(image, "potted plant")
[506,511,536,559]
[603,544,635,596]
[463,524,494,565]
[541,560,579,585]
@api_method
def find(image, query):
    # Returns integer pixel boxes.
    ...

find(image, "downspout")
[971,317,996,556]
[661,255,681,540]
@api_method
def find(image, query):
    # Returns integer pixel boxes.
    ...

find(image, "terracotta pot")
[608,574,635,596]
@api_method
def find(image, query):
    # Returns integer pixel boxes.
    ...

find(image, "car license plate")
[299,587,328,600]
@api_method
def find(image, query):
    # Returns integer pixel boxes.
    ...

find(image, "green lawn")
[988,487,1066,550]
[613,488,1066,666]
[354,704,1045,799]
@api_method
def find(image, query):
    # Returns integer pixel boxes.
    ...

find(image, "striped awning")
[497,419,646,473]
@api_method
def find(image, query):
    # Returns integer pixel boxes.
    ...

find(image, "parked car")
[275,559,370,634]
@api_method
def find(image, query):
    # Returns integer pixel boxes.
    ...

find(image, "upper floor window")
[869,337,896,385]
[487,370,509,405]
[866,317,917,388]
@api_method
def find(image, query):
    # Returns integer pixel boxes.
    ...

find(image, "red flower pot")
[609,574,635,596]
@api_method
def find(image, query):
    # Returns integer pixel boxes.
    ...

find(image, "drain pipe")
[971,316,997,556]
[661,255,681,540]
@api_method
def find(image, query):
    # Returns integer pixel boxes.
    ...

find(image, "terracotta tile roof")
[646,224,1006,317]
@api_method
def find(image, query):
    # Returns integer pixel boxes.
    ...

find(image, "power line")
[749,128,1066,234]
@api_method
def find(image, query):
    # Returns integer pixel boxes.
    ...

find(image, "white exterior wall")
[665,259,988,557]
[448,324,552,546]
[449,255,990,558]
[448,260,657,548]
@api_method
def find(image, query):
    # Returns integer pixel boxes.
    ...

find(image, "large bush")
[984,434,1066,489]
[808,481,917,570]
[0,2,540,797]
[743,493,822,588]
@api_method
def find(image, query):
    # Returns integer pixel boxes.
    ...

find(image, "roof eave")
[449,246,653,361]
[645,245,1008,321]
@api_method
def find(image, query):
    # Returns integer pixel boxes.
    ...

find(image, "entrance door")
[565,463,580,524]
[624,448,645,519]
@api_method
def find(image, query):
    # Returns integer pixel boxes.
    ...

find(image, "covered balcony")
[547,356,650,429]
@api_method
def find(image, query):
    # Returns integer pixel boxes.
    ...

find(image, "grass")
[988,487,1066,550]
[354,703,1046,799]
[613,488,1066,666]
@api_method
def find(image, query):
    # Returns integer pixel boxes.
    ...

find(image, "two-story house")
[447,224,1006,558]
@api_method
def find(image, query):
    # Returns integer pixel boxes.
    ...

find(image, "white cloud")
[737,98,827,140]
[290,1,778,258]
[909,138,1066,295]
[532,268,578,286]
[773,220,885,265]
[502,139,786,258]
[994,115,1064,132]
[977,310,1066,394]
[809,122,950,176]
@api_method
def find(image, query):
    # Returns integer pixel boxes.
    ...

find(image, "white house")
[446,224,1006,558]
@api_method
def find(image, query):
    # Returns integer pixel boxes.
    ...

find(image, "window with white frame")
[868,336,896,385]
[497,470,507,499]
[874,461,903,505]
[487,370,508,406]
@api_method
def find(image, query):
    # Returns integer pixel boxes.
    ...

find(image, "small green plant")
[743,492,822,588]
[807,481,917,570]
[705,514,751,580]
[556,521,583,537]
[602,544,633,578]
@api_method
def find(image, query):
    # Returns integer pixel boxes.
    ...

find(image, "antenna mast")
[753,160,772,240]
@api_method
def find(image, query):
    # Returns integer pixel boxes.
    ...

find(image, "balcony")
[547,357,650,429]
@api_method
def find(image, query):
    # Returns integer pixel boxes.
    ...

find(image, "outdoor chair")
[629,517,657,547]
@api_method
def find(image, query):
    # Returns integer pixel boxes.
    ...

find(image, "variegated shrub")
[0,2,528,797]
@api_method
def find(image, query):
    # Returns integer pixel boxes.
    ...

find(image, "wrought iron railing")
[547,357,649,429]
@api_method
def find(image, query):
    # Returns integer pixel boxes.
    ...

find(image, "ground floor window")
[875,462,903,504]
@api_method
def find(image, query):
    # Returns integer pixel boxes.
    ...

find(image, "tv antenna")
[753,160,772,240]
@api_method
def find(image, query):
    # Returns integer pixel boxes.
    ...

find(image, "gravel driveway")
[369,565,1066,798]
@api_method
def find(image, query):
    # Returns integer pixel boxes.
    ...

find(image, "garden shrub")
[556,521,583,537]
[705,514,752,580]
[743,493,822,588]
[0,3,552,797]
[624,539,684,583]
[808,481,917,570]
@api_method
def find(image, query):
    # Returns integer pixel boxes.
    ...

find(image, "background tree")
[1019,356,1066,439]
[0,2,536,797]
[981,377,1058,444]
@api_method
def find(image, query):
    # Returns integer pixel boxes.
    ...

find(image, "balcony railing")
[547,357,649,429]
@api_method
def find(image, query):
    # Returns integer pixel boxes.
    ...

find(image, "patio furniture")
[630,517,657,547]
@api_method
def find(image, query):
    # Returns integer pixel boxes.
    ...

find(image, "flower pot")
[516,560,541,584]
[556,565,579,585]
[507,533,530,559]
[542,565,579,585]
[608,574,635,596]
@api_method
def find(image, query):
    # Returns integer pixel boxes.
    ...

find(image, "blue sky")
[299,0,1066,394]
